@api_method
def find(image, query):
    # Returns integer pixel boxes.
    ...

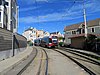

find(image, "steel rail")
[59,47,100,65]
[36,48,48,75]
[36,49,43,75]
[54,49,96,75]
[17,48,38,75]
[42,49,48,75]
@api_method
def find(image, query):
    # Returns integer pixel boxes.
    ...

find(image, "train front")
[48,36,58,48]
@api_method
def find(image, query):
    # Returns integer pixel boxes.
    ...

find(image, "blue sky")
[17,0,100,34]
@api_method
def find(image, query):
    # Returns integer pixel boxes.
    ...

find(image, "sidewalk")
[0,47,36,75]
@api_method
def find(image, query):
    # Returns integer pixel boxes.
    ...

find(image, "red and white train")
[34,36,58,48]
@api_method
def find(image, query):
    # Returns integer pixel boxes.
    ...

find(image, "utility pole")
[83,0,88,37]
[11,0,15,56]
[11,19,15,56]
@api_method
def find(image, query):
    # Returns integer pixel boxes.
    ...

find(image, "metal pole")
[11,20,14,56]
[83,0,88,37]
[11,0,15,56]
[12,32,14,56]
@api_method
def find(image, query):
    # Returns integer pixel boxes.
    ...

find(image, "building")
[22,27,37,43]
[50,31,62,37]
[0,0,8,29]
[44,31,50,37]
[0,0,18,32]
[50,31,64,38]
[50,31,64,42]
[64,18,100,49]
[36,30,50,38]
[23,27,50,43]
[36,30,44,38]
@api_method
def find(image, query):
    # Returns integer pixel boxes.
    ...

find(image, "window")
[52,40,57,43]
[72,31,76,34]
[91,28,95,32]
[65,31,71,34]
[49,38,52,43]
[0,0,2,5]
[52,36,57,39]
[78,29,81,34]
[5,2,8,6]
[82,29,85,33]
[0,12,1,22]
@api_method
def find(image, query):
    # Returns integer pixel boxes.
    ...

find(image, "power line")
[62,0,76,17]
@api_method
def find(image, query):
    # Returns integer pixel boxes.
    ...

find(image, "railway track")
[18,47,48,75]
[36,48,48,75]
[60,47,100,61]
[60,48,100,65]
[53,49,100,75]
[17,48,38,75]
[4,47,38,75]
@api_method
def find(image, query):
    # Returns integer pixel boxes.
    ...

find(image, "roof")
[69,33,100,39]
[50,32,59,34]
[25,28,32,31]
[64,18,100,31]
[25,27,36,32]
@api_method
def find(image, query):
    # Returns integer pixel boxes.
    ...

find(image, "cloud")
[19,17,35,23]
[19,0,100,24]
[86,0,100,13]
[36,0,48,2]
[19,13,63,24]
[21,0,35,4]
[63,0,100,16]
[19,11,83,24]
[20,0,48,5]
[19,7,39,12]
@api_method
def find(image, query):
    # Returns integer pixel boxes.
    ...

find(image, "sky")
[17,0,100,34]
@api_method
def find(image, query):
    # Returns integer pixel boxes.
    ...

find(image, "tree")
[83,34,97,51]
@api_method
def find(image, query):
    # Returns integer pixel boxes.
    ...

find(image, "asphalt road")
[11,46,92,75]
[44,48,89,75]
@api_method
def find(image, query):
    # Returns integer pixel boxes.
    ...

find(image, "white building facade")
[0,0,8,29]
[23,27,50,43]
[22,27,37,43]
[0,0,18,32]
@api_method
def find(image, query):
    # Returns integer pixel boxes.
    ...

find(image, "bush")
[59,42,64,47]
[27,41,33,46]
[83,34,100,52]
[84,34,96,51]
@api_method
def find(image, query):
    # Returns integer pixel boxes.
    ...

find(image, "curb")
[0,47,34,75]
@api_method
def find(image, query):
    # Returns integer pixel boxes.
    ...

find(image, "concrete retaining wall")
[0,27,27,51]
[0,48,26,61]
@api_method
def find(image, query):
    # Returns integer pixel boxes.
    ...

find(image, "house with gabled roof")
[64,18,100,49]
[50,31,61,37]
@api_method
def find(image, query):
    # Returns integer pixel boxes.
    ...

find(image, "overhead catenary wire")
[62,0,87,20]
[62,0,76,17]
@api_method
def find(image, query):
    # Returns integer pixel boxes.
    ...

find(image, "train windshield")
[52,40,57,43]
[52,36,57,39]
